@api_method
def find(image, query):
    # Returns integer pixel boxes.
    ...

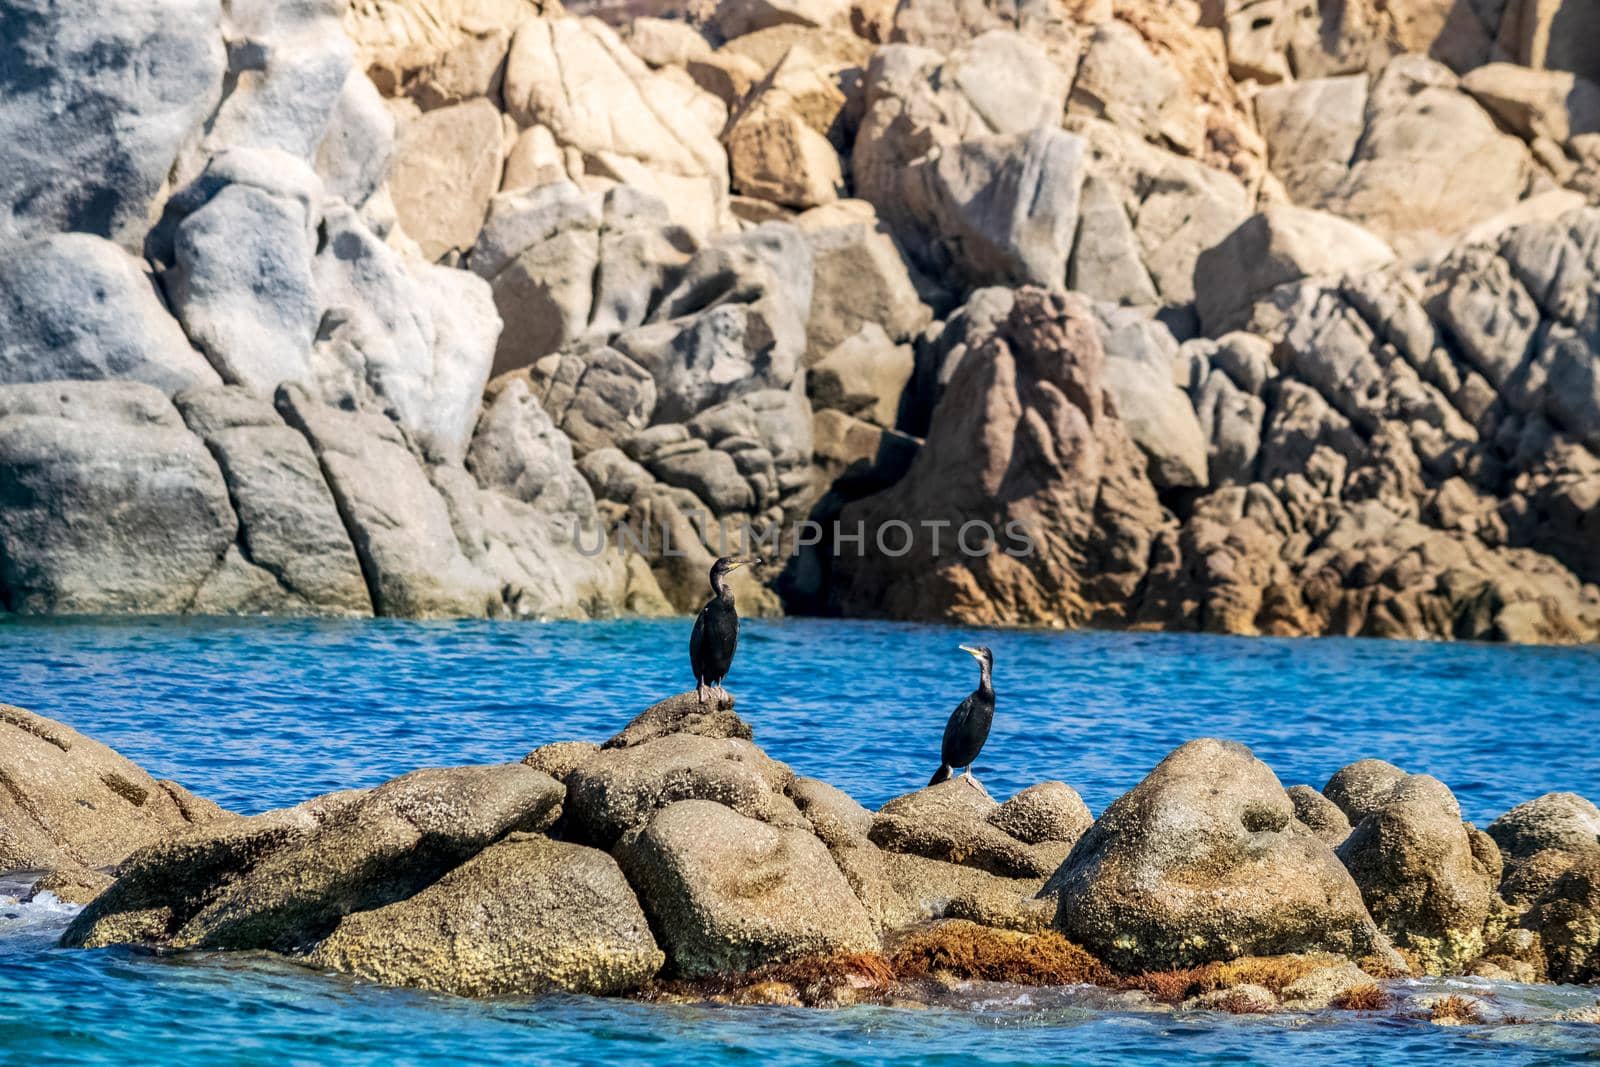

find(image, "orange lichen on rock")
[1124,954,1337,1003]
[888,920,1112,986]
[1331,983,1391,1011]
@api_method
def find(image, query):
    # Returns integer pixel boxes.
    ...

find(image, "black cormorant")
[690,555,760,704]
[929,644,994,787]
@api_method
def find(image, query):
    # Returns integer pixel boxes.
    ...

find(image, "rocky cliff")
[2,0,1599,641]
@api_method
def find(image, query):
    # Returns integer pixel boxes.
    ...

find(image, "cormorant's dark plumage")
[689,556,759,704]
[929,645,994,786]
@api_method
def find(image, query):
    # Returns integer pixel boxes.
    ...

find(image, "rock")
[65,763,563,951]
[1096,307,1208,489]
[1191,367,1265,485]
[305,834,663,995]
[1182,982,1279,1014]
[1497,0,1600,87]
[1277,956,1377,1010]
[1071,119,1252,306]
[1196,207,1395,337]
[0,0,226,247]
[26,861,116,907]
[523,346,659,456]
[810,408,920,489]
[1323,56,1532,256]
[1323,759,1409,824]
[797,203,930,363]
[276,383,499,618]
[0,382,237,613]
[1068,176,1158,306]
[502,17,729,234]
[725,54,847,210]
[623,18,712,68]
[466,373,600,520]
[1042,738,1391,972]
[387,98,505,260]
[1461,63,1600,144]
[788,777,874,846]
[870,779,1071,878]
[615,799,879,976]
[904,126,1085,289]
[166,163,321,396]
[1527,856,1600,983]
[604,690,755,750]
[1487,792,1600,864]
[987,782,1093,847]
[829,289,1167,627]
[0,704,226,876]
[314,69,395,209]
[1068,20,1198,153]
[857,846,1056,932]
[0,235,221,395]
[888,0,1078,62]
[1288,785,1352,847]
[567,734,800,847]
[177,387,372,616]
[405,25,512,110]
[711,0,850,38]
[523,741,602,783]
[808,325,913,428]
[1336,773,1500,973]
[1254,75,1369,207]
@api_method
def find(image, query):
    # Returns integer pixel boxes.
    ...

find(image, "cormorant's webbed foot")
[697,681,707,706]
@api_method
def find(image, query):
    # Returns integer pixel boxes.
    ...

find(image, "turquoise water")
[1,617,1597,1065]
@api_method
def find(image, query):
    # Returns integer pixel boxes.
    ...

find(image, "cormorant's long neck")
[711,572,733,603]
[976,661,993,696]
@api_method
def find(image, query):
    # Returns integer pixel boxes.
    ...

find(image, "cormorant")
[690,555,760,705]
[929,644,994,787]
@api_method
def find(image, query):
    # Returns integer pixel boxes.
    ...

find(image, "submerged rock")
[1042,738,1392,972]
[306,833,664,996]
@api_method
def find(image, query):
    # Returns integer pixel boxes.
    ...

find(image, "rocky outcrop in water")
[2,0,1600,641]
[17,698,1590,999]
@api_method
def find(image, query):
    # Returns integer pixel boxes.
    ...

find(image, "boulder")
[306,834,663,995]
[1335,773,1500,973]
[1195,207,1395,337]
[0,382,237,614]
[788,777,874,846]
[1323,759,1409,824]
[404,25,513,110]
[0,704,226,877]
[870,779,1072,878]
[1323,56,1532,256]
[1096,308,1208,489]
[1068,20,1198,153]
[522,346,659,456]
[165,163,321,396]
[0,0,226,247]
[1461,63,1600,144]
[502,17,730,234]
[846,844,1056,933]
[888,0,1078,60]
[566,734,801,847]
[1497,0,1600,88]
[1487,792,1600,864]
[313,69,395,209]
[1067,175,1158,306]
[623,18,712,69]
[177,387,372,616]
[387,98,505,260]
[725,50,847,210]
[987,782,1093,847]
[710,0,850,38]
[808,325,914,428]
[276,383,499,618]
[64,763,563,952]
[1288,784,1352,847]
[1070,119,1252,306]
[1527,857,1600,983]
[829,289,1167,627]
[1042,738,1391,972]
[523,740,602,783]
[0,235,221,395]
[615,799,879,976]
[1254,75,1369,207]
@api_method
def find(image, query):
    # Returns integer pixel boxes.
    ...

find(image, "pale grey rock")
[0,0,226,247]
[1097,308,1208,489]
[0,382,235,614]
[276,383,498,618]
[523,346,659,457]
[1068,175,1158,306]
[313,69,396,208]
[177,386,372,616]
[796,203,932,363]
[1254,75,1368,206]
[0,234,220,395]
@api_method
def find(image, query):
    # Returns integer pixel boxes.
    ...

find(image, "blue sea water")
[0,616,1596,1065]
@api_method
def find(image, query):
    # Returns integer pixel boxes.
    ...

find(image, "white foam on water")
[0,874,84,951]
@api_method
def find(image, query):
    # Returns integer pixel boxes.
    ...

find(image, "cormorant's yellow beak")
[731,557,761,571]
[959,644,981,657]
